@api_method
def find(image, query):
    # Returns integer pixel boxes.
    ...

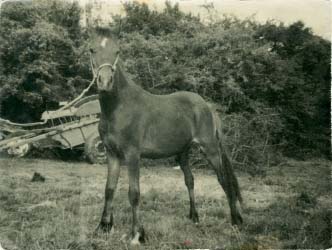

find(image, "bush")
[0,0,92,122]
[0,1,330,164]
[114,2,330,160]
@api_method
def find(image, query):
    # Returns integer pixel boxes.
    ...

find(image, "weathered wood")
[0,118,47,129]
[41,108,77,121]
[74,100,101,117]
[52,120,98,148]
[0,118,99,150]
[0,133,36,148]
[0,73,101,154]
[1,130,58,150]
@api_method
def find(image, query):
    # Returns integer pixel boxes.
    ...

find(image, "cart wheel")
[85,133,107,164]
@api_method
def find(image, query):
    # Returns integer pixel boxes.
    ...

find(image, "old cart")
[0,95,106,164]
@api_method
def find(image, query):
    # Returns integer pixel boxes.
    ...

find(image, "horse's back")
[164,91,207,105]
[148,91,215,139]
[156,91,211,114]
[169,91,218,140]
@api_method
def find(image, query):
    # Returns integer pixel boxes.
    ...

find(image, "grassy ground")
[0,157,330,250]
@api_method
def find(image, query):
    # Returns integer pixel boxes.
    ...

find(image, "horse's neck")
[98,66,146,116]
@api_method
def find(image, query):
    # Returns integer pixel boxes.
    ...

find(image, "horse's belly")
[141,141,186,159]
[141,123,192,159]
[140,150,177,159]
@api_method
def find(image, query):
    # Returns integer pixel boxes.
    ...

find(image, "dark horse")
[90,29,243,245]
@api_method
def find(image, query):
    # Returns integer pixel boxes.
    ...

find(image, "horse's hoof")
[189,211,199,223]
[130,227,145,246]
[231,213,243,226]
[95,221,114,234]
[130,239,140,247]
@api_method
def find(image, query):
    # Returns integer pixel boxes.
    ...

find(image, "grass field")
[0,157,330,250]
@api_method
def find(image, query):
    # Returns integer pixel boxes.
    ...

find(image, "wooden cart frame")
[0,95,106,164]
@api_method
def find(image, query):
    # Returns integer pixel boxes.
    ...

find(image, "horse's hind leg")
[200,140,243,225]
[97,152,120,233]
[177,149,199,223]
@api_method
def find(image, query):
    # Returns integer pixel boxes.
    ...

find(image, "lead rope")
[57,52,99,111]
[57,75,97,111]
[58,53,119,111]
[0,53,119,127]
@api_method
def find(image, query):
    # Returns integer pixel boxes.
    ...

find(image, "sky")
[78,0,331,40]
[1,0,330,39]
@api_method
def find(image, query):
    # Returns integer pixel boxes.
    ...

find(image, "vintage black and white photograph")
[0,0,330,249]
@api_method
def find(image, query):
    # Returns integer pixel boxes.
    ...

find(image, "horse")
[89,28,243,245]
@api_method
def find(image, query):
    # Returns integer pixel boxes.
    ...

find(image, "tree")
[0,0,91,122]
[0,1,329,158]
[113,2,331,157]
[257,21,331,156]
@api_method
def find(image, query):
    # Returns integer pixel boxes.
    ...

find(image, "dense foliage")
[113,2,331,160]
[0,0,91,122]
[0,1,330,162]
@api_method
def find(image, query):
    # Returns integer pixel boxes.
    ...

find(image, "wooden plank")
[74,100,101,116]
[0,133,36,148]
[0,118,47,128]
[1,130,58,150]
[41,108,77,120]
[51,119,99,148]
[0,118,99,150]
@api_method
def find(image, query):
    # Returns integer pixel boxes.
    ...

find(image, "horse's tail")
[213,112,243,205]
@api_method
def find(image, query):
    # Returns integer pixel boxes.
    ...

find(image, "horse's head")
[90,28,120,92]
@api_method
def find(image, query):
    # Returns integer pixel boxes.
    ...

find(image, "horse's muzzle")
[97,69,114,91]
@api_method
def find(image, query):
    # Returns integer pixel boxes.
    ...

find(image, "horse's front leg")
[97,152,120,233]
[126,150,145,245]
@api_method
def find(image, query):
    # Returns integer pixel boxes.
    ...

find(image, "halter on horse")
[89,29,243,245]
